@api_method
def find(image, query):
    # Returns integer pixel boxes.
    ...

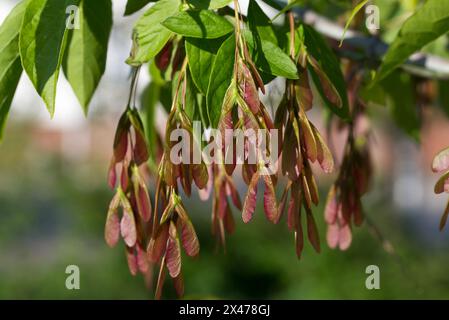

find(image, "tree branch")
[271,0,449,80]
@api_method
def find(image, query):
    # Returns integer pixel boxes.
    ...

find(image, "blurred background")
[1,0,449,299]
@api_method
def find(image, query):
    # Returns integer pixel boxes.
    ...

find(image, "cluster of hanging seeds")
[324,114,372,250]
[272,13,337,258]
[104,5,374,298]
[106,102,152,276]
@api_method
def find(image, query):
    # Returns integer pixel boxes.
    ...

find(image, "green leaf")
[126,0,180,66]
[162,10,233,39]
[247,0,279,45]
[207,34,235,128]
[20,0,79,116]
[187,0,232,9]
[124,0,155,16]
[339,0,368,47]
[244,30,298,79]
[375,0,449,82]
[185,36,227,95]
[381,72,420,141]
[302,25,350,119]
[184,70,199,120]
[63,0,112,114]
[0,1,27,140]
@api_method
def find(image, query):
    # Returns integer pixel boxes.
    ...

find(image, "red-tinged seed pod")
[113,112,131,162]
[154,257,166,300]
[239,62,260,114]
[295,220,304,259]
[218,186,228,220]
[353,197,364,226]
[108,159,117,190]
[120,200,137,247]
[147,223,169,263]
[180,164,192,197]
[340,192,351,224]
[304,165,319,205]
[277,183,290,223]
[120,163,129,191]
[287,192,298,231]
[242,172,259,223]
[432,147,449,173]
[192,162,208,190]
[324,186,338,224]
[260,104,275,130]
[243,44,265,94]
[166,221,181,278]
[338,223,352,251]
[263,174,278,223]
[305,209,321,253]
[163,161,177,187]
[179,218,200,257]
[226,178,242,210]
[136,182,152,222]
[136,243,149,273]
[133,129,149,166]
[105,193,121,247]
[198,166,212,201]
[173,273,184,298]
[311,124,334,174]
[155,41,173,72]
[435,172,449,194]
[298,112,317,163]
[326,223,340,249]
[282,124,300,181]
[295,72,313,111]
[126,246,138,276]
[307,55,343,108]
[224,205,236,234]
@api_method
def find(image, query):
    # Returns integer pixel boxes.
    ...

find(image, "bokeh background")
[1,0,449,299]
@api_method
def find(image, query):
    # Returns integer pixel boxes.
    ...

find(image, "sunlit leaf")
[20,0,79,115]
[63,0,112,113]
[162,10,233,39]
[0,0,27,140]
[126,0,180,66]
[375,0,449,82]
[339,0,368,47]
